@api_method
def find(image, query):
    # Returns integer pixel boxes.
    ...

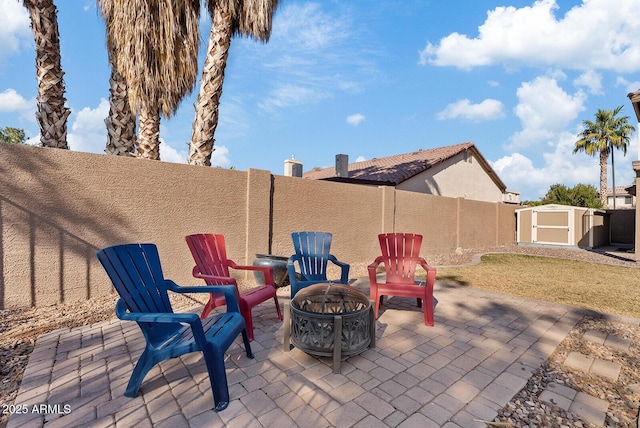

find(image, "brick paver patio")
[8,278,587,427]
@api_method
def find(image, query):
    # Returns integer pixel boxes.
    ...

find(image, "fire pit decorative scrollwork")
[283,283,375,373]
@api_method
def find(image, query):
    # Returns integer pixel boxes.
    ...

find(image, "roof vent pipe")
[335,154,348,178]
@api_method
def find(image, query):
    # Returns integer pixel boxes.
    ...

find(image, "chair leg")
[202,345,231,412]
[244,311,255,341]
[273,295,283,321]
[124,349,155,398]
[200,295,217,319]
[242,329,254,359]
[239,300,254,341]
[374,293,381,319]
[423,295,434,327]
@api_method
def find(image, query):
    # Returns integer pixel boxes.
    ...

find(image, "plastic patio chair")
[96,243,253,411]
[287,231,350,298]
[185,233,283,341]
[368,233,437,326]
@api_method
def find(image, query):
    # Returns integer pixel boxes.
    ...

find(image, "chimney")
[284,155,303,177]
[335,154,348,178]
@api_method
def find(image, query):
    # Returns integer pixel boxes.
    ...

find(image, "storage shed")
[516,204,610,248]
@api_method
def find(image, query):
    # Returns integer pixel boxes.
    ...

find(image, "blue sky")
[1,0,640,201]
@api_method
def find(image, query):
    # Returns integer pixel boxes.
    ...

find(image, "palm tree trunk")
[611,149,616,209]
[23,0,71,149]
[188,3,234,166]
[137,103,160,160]
[599,150,608,207]
[105,65,136,156]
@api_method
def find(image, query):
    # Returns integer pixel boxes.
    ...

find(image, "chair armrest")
[227,260,274,285]
[115,298,200,323]
[368,256,384,270]
[368,256,384,284]
[287,256,299,287]
[192,266,237,285]
[165,281,241,313]
[418,258,437,289]
[328,254,350,283]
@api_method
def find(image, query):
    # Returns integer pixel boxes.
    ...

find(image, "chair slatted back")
[186,234,232,284]
[97,243,180,342]
[291,231,332,282]
[378,233,423,284]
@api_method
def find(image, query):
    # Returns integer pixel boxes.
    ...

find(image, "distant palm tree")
[188,0,279,166]
[574,106,635,208]
[22,0,71,149]
[98,0,201,160]
[104,56,136,156]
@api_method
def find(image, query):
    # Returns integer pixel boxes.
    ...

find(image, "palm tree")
[188,0,279,166]
[22,0,71,149]
[574,106,635,208]
[98,0,201,160]
[104,58,136,156]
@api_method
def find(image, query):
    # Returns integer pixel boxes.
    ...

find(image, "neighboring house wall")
[397,151,504,203]
[0,144,519,309]
[607,195,635,208]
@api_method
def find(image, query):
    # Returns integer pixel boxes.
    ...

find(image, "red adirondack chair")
[368,233,437,326]
[186,234,283,341]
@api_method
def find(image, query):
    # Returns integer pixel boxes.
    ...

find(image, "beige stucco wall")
[1,144,519,309]
[397,151,504,203]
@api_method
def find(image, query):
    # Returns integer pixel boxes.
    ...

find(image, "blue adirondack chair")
[287,231,350,298]
[96,243,253,412]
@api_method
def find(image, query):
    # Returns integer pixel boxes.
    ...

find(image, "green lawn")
[430,254,640,319]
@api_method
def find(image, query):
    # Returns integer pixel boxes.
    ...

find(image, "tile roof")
[606,185,636,196]
[302,142,506,190]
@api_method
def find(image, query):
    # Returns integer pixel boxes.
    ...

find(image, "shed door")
[532,209,572,245]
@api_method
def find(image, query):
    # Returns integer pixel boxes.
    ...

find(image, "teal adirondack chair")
[287,231,350,298]
[96,243,253,411]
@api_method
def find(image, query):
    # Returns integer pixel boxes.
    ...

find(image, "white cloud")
[0,1,31,59]
[573,70,603,95]
[507,75,586,150]
[346,113,365,126]
[420,0,640,72]
[493,131,601,200]
[25,133,41,147]
[616,76,640,95]
[245,2,377,113]
[67,99,110,154]
[210,144,231,168]
[159,142,187,164]
[258,84,330,111]
[274,3,350,52]
[436,98,505,122]
[0,89,36,113]
[355,155,366,162]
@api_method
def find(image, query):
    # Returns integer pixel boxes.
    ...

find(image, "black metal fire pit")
[283,283,375,373]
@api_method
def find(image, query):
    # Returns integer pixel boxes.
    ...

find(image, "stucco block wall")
[394,191,459,255]
[459,199,499,248]
[1,144,519,309]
